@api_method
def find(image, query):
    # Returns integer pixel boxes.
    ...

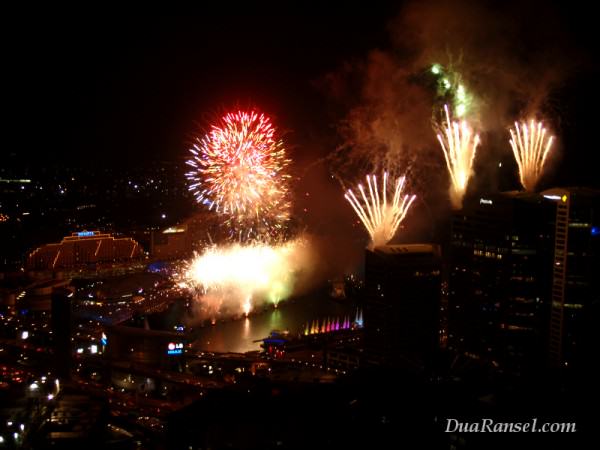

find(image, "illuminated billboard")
[167,342,184,355]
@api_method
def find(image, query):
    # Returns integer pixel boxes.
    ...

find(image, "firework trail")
[345,172,416,248]
[185,110,290,237]
[509,120,554,192]
[436,104,480,209]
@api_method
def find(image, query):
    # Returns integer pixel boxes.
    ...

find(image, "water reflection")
[242,317,251,340]
[191,292,356,353]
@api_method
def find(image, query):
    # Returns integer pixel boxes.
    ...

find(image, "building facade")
[541,188,600,369]
[448,188,600,374]
[27,230,143,270]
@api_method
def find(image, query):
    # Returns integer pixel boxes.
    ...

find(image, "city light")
[167,342,184,355]
[543,194,561,201]
[0,178,31,183]
[163,226,185,234]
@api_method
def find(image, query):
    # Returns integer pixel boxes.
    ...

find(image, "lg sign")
[167,342,184,355]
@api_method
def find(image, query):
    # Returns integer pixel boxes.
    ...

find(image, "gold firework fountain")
[509,120,554,192]
[436,105,480,209]
[345,172,416,248]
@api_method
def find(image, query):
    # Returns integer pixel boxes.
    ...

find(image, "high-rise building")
[363,244,441,374]
[448,188,600,374]
[449,192,555,373]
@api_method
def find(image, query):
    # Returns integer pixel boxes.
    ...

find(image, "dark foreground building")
[363,244,442,374]
[51,287,74,380]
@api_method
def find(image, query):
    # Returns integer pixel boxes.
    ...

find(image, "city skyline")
[1,3,598,449]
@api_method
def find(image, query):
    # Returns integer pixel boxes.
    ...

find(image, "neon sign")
[167,342,184,355]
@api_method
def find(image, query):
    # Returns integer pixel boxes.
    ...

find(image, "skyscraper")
[448,188,600,374]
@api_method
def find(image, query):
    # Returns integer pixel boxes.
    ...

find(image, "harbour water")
[190,291,357,353]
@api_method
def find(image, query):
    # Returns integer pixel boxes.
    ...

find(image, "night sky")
[5,7,390,165]
[5,2,600,187]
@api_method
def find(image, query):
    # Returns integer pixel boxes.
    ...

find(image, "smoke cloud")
[324,0,581,201]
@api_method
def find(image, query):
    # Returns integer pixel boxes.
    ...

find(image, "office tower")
[449,189,600,374]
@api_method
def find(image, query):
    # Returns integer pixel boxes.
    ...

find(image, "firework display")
[185,110,291,235]
[179,239,309,320]
[345,172,416,247]
[509,120,554,192]
[179,95,559,324]
[436,104,481,209]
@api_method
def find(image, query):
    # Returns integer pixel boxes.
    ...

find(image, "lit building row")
[27,230,144,270]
